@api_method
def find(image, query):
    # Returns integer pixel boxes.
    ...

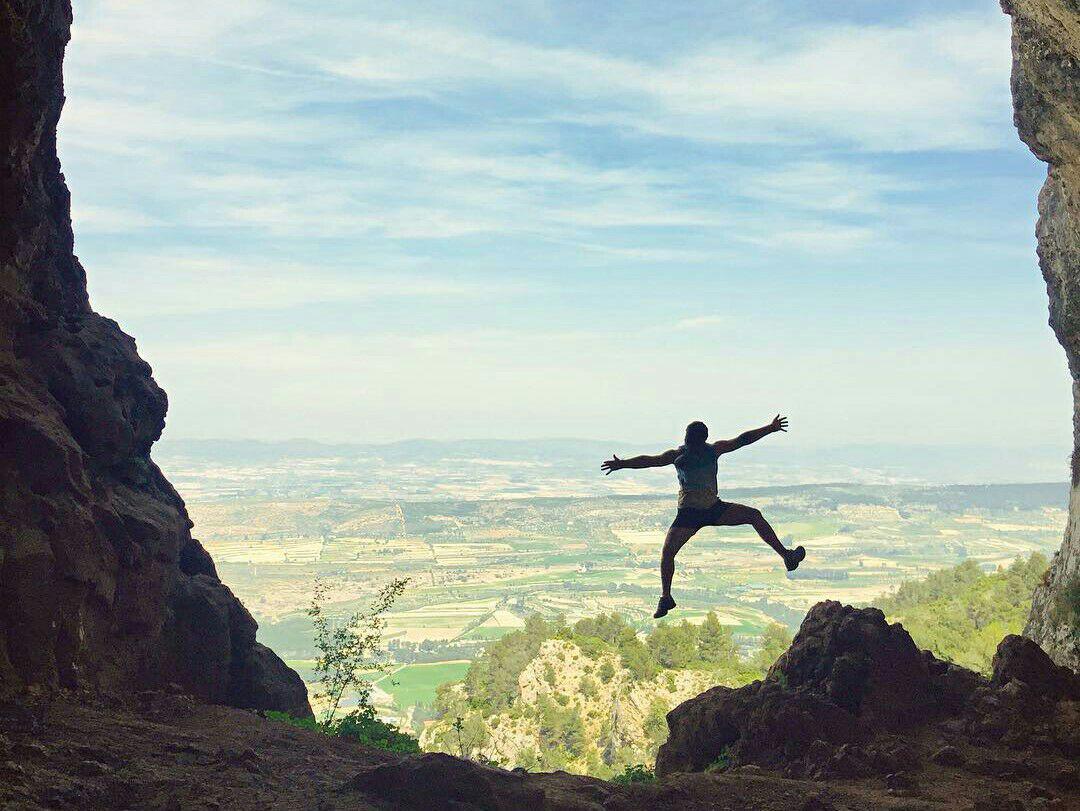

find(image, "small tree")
[308,576,409,725]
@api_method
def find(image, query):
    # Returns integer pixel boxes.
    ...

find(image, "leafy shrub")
[875,553,1049,674]
[1053,574,1080,623]
[265,707,419,754]
[579,675,598,699]
[706,746,732,772]
[308,576,409,725]
[335,706,421,753]
[598,660,616,683]
[611,763,655,784]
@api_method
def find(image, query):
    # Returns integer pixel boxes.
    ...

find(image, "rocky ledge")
[657,601,1079,792]
[2,602,1077,810]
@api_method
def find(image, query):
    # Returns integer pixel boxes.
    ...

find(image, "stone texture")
[1003,0,1080,670]
[655,602,1074,779]
[0,0,309,717]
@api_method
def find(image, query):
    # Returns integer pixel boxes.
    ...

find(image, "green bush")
[1053,574,1080,623]
[875,553,1049,675]
[598,660,616,683]
[611,763,656,785]
[705,746,732,772]
[265,706,420,754]
[335,706,421,753]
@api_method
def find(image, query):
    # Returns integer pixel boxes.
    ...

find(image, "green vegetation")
[611,764,656,785]
[378,661,470,711]
[750,622,793,673]
[308,576,409,724]
[1053,573,1080,624]
[266,707,420,754]
[458,611,765,712]
[426,610,791,777]
[295,576,420,753]
[874,553,1048,674]
[706,745,733,772]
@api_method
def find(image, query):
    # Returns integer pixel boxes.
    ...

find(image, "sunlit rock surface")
[1003,0,1080,671]
[0,0,309,716]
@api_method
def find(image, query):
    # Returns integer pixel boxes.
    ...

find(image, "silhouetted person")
[602,416,805,618]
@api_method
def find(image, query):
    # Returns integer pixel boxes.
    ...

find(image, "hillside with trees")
[421,612,790,777]
[874,553,1048,674]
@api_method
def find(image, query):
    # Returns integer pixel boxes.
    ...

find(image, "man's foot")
[783,545,806,572]
[653,595,677,619]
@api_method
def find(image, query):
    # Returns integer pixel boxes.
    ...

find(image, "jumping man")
[601,416,805,619]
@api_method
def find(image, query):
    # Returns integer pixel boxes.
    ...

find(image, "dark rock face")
[0,0,309,717]
[345,753,550,811]
[991,634,1080,700]
[1003,0,1080,670]
[656,602,1074,778]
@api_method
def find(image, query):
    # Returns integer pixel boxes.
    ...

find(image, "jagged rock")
[0,0,309,716]
[656,602,970,777]
[343,752,550,811]
[1003,0,1080,672]
[991,635,1080,700]
[930,745,965,767]
[884,771,918,797]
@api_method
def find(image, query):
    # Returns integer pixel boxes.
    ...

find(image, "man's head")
[685,421,708,446]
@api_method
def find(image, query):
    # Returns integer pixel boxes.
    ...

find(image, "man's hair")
[685,421,709,446]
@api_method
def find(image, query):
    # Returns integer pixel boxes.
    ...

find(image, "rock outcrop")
[0,0,309,716]
[656,602,1079,780]
[1003,0,1080,670]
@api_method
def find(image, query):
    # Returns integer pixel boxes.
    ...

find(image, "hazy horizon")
[154,435,1071,488]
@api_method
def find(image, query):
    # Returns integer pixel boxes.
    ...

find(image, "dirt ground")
[0,691,1076,810]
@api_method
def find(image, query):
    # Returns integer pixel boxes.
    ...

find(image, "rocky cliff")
[657,601,1079,783]
[0,0,309,716]
[1004,0,1080,669]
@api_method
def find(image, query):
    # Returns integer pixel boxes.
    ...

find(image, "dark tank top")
[673,443,718,508]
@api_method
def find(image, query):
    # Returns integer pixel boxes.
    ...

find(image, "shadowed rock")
[652,604,984,781]
[343,753,552,811]
[0,0,309,717]
[1003,0,1080,671]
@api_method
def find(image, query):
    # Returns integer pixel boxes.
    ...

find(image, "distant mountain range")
[155,437,1069,486]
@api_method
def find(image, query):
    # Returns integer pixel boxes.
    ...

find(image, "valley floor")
[0,691,1073,810]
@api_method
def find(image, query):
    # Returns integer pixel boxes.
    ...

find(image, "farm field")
[159,444,1068,727]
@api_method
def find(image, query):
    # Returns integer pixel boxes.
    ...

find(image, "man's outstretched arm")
[712,414,788,454]
[602,448,679,475]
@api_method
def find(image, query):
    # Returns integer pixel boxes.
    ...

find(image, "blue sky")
[58,0,1070,450]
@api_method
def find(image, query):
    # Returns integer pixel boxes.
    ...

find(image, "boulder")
[991,635,1080,701]
[343,753,548,811]
[656,602,980,777]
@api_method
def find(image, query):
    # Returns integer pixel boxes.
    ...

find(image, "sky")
[58,0,1071,452]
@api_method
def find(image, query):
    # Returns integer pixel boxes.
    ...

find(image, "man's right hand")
[601,455,623,475]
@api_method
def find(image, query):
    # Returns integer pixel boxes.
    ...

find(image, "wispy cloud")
[59,1,1057,446]
[87,252,525,315]
[672,315,726,331]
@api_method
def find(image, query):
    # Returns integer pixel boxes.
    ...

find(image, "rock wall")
[0,0,310,716]
[1003,0,1080,670]
[656,602,1080,778]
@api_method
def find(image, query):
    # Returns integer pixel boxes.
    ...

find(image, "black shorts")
[671,499,733,531]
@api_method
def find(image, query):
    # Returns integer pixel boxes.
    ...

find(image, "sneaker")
[783,545,806,572]
[653,595,677,619]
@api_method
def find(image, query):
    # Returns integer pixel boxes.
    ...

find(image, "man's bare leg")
[715,503,804,571]
[661,525,697,598]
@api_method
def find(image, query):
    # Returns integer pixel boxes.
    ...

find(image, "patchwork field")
[176,472,1067,727]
